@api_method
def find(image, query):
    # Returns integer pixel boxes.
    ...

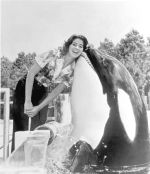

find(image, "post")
[148,92,150,110]
[0,88,10,160]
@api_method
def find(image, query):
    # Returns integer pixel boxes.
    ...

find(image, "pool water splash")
[46,135,150,174]
[46,136,75,174]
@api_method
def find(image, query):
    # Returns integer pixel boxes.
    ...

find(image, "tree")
[1,57,13,88]
[116,29,148,92]
[98,38,118,58]
[117,29,145,59]
[97,30,150,93]
[10,52,36,89]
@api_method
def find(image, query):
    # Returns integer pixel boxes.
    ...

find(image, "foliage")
[98,38,119,58]
[1,57,13,88]
[98,29,150,94]
[1,52,36,90]
[116,29,145,58]
[116,30,150,93]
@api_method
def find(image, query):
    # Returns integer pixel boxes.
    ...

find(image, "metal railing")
[0,88,10,160]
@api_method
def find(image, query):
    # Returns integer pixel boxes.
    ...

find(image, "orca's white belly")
[70,57,110,149]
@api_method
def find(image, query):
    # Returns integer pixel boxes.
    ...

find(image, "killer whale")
[69,48,150,172]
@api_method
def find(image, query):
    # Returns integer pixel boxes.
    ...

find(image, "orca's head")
[85,48,149,141]
[86,48,143,110]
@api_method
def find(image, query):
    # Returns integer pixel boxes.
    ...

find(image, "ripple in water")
[46,135,74,174]
[46,134,150,174]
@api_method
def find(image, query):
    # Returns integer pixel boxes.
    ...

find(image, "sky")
[1,0,150,61]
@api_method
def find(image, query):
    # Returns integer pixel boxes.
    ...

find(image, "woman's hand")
[25,106,40,118]
[81,52,87,58]
[24,101,33,114]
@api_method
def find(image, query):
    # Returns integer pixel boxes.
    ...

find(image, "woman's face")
[68,38,84,59]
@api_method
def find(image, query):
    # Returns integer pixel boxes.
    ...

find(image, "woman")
[24,34,88,118]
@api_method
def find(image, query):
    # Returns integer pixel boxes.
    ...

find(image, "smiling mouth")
[72,51,79,54]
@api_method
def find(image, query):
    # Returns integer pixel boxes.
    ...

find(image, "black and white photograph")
[1,0,150,173]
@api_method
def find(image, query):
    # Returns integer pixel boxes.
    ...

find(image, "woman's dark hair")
[61,34,88,55]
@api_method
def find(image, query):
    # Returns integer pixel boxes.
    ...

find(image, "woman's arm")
[24,60,42,112]
[38,83,66,111]
[26,82,66,117]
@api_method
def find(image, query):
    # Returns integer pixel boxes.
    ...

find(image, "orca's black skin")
[11,75,48,151]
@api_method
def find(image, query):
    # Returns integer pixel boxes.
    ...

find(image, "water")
[44,111,150,174]
[0,167,46,174]
[1,109,145,174]
[46,135,74,174]
[0,111,150,174]
[24,130,50,167]
[46,135,150,174]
